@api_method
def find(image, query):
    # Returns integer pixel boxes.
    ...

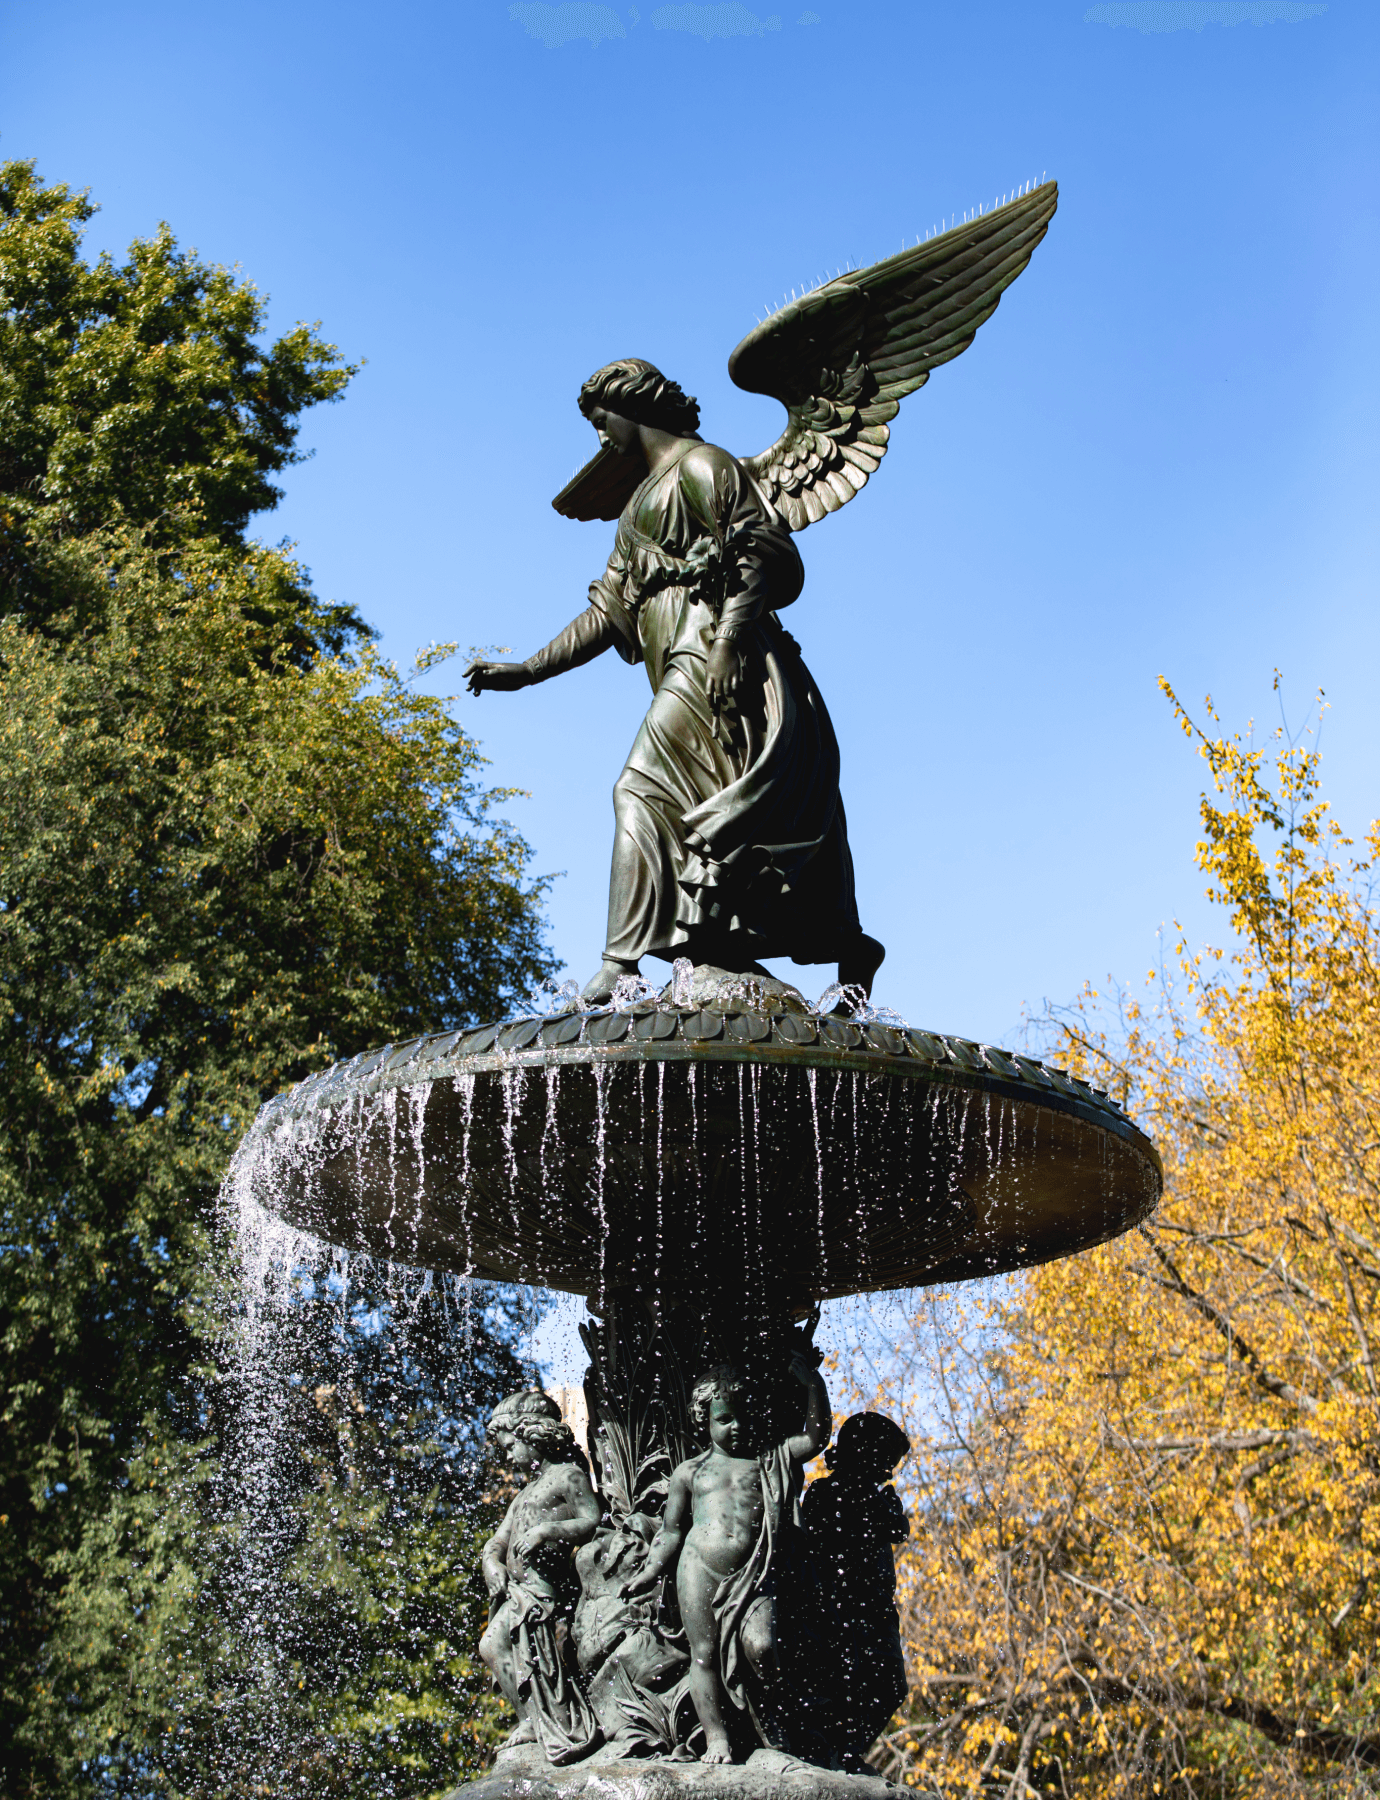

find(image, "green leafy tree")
[0,161,557,1798]
[0,157,363,652]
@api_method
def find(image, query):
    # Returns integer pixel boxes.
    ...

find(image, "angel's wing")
[728,182,1057,531]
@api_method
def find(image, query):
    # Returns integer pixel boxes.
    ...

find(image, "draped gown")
[526,440,862,969]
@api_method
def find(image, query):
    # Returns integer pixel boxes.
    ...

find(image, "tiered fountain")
[234,183,1161,1797]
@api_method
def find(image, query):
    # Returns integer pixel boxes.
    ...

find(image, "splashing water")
[524,976,582,1017]
[516,960,915,1028]
[814,979,909,1028]
[671,956,694,1007]
[814,979,863,1016]
[612,972,663,1011]
[194,1132,553,1795]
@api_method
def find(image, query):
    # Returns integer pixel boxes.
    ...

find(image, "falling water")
[200,1133,547,1792]
[592,1058,609,1299]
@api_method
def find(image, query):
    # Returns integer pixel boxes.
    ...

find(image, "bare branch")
[1134,1228,1320,1416]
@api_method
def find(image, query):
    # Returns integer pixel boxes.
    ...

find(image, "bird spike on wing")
[728,181,1057,531]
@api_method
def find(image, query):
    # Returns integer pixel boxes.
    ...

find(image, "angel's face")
[588,406,640,457]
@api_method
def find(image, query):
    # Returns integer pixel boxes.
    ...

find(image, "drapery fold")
[570,440,861,966]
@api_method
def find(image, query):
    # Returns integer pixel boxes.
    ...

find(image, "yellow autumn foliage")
[869,684,1380,1796]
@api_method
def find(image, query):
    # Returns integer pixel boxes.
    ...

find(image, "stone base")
[447,1742,903,1800]
[662,965,812,1015]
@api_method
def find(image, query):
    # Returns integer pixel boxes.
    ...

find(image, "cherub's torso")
[502,1465,582,1585]
[685,1447,765,1579]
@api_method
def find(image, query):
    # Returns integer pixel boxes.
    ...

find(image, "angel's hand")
[705,640,741,705]
[465,659,532,697]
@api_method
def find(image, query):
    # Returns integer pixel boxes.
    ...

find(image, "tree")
[0,534,557,1796]
[870,686,1380,1796]
[0,156,364,651]
[43,1238,536,1798]
[0,161,558,1798]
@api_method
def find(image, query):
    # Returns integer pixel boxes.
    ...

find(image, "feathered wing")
[728,182,1057,531]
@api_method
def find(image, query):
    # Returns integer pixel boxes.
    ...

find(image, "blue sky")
[3,0,1376,1046]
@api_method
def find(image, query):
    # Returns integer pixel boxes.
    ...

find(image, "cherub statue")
[465,185,1056,1003]
[801,1410,911,1770]
[479,1390,602,1764]
[621,1354,830,1764]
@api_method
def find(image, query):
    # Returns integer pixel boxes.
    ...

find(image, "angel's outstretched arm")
[465,605,617,695]
[524,605,617,682]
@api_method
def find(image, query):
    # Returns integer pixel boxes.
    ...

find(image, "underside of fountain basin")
[238,1006,1162,1309]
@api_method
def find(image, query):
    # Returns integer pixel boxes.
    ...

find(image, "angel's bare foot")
[701,1739,734,1764]
[579,958,639,1004]
[838,933,885,999]
[505,1718,537,1746]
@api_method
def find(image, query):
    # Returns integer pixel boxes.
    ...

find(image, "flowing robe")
[527,441,861,967]
[501,1568,602,1764]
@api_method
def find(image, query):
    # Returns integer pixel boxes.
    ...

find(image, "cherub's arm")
[620,1460,694,1597]
[784,1351,831,1465]
[512,1464,602,1559]
[481,1498,516,1599]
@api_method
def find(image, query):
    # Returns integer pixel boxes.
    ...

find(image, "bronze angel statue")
[466,184,1056,1003]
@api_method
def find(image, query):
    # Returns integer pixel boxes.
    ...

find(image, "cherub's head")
[823,1410,910,1483]
[488,1389,582,1474]
[690,1365,751,1455]
[578,358,701,454]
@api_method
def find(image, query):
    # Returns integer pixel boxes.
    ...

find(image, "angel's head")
[578,358,700,453]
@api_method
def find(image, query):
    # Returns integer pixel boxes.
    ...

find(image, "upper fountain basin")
[234,1003,1162,1309]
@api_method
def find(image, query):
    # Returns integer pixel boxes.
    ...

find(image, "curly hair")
[578,358,701,436]
[488,1389,583,1464]
[689,1364,748,1438]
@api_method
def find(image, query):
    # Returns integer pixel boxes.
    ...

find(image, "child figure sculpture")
[801,1411,911,1769]
[479,1390,603,1765]
[623,1354,829,1763]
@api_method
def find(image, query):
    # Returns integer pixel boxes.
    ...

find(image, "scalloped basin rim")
[258,1013,1144,1144]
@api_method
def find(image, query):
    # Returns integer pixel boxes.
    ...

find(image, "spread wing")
[729,182,1057,531]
